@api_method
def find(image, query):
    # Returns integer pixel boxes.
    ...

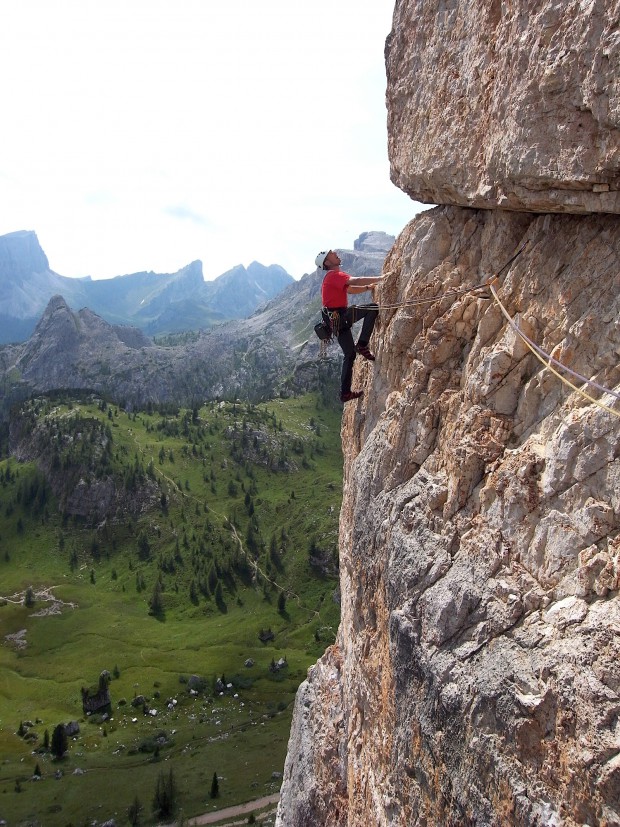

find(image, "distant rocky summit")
[0,230,294,344]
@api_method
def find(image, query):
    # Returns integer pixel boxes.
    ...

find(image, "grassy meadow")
[0,393,343,826]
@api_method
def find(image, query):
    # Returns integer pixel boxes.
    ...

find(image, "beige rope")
[489,282,620,420]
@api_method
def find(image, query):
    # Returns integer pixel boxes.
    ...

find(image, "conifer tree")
[50,723,68,759]
[210,771,219,799]
[153,768,177,818]
[149,580,164,616]
[128,794,143,826]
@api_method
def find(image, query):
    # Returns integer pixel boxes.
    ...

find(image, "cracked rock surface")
[386,0,620,214]
[277,207,620,826]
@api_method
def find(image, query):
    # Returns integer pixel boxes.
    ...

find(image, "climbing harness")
[315,305,374,359]
[326,309,342,338]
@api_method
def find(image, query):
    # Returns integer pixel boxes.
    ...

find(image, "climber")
[316,249,383,403]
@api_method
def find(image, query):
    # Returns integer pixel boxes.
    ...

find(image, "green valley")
[0,393,343,826]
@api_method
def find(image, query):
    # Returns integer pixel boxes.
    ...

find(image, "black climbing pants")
[323,304,378,395]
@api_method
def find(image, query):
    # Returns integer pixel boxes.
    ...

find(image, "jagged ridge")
[0,230,295,343]
[0,234,394,416]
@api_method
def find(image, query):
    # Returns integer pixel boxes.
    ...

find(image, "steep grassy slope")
[0,393,342,826]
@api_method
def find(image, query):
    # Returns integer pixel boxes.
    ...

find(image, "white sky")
[0,0,423,280]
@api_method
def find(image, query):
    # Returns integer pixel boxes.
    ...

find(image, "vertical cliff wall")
[277,3,620,826]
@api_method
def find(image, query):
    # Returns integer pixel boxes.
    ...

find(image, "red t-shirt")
[321,269,350,308]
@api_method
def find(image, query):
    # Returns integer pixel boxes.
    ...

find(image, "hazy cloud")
[164,205,210,227]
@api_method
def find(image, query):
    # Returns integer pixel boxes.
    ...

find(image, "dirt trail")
[163,792,279,825]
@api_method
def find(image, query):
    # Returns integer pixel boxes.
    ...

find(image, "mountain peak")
[353,231,396,254]
[0,230,50,279]
[32,294,75,334]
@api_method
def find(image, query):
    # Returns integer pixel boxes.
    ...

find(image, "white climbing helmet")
[315,250,330,269]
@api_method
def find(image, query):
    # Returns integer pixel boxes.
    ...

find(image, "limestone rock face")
[277,206,620,825]
[276,648,348,822]
[278,5,620,823]
[386,0,620,213]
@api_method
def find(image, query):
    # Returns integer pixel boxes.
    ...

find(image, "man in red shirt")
[316,249,383,403]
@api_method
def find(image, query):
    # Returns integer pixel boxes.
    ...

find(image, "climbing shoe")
[355,344,375,361]
[340,390,364,403]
